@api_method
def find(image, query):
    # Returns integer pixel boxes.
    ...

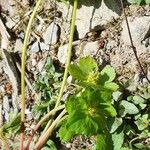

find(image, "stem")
[54,0,78,108]
[34,109,67,150]
[25,104,65,149]
[21,0,43,149]
[120,0,150,83]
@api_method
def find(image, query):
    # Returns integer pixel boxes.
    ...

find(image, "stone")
[121,16,150,46]
[43,22,60,45]
[0,85,5,93]
[31,59,37,67]
[14,39,23,53]
[37,58,46,72]
[0,61,4,74]
[6,18,16,29]
[57,41,80,64]
[57,44,68,64]
[3,96,9,112]
[82,41,99,56]
[25,109,33,121]
[31,41,49,52]
[2,49,20,111]
[57,0,121,39]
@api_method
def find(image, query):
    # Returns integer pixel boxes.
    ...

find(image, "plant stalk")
[34,109,67,150]
[25,104,65,149]
[54,0,78,108]
[20,0,43,149]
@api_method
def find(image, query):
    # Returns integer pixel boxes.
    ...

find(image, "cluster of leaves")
[110,81,150,150]
[127,0,150,5]
[58,56,119,149]
[0,113,21,136]
[0,113,21,149]
[33,57,62,120]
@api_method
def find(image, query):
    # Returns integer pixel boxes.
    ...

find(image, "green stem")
[55,0,78,108]
[35,109,67,150]
[21,0,43,149]
[25,104,65,149]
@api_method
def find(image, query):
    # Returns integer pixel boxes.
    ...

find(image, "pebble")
[57,41,79,64]
[82,41,99,56]
[0,61,4,74]
[37,59,46,72]
[14,39,23,53]
[3,96,10,112]
[57,44,68,64]
[121,16,150,46]
[43,22,60,45]
[31,59,37,67]
[31,41,49,53]
[58,0,121,39]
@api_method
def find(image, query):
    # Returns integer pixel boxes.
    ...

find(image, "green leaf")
[99,89,113,103]
[145,0,150,4]
[3,113,21,134]
[120,100,139,115]
[69,64,86,80]
[135,114,149,130]
[58,121,75,142]
[96,133,113,150]
[104,82,119,91]
[99,103,117,117]
[113,91,123,101]
[127,0,143,5]
[66,92,89,114]
[100,65,116,84]
[42,140,57,150]
[124,125,135,136]
[132,95,145,104]
[112,130,124,150]
[66,111,99,136]
[134,143,147,149]
[108,117,123,133]
[120,147,131,150]
[78,56,98,76]
[139,103,147,110]
[141,129,150,138]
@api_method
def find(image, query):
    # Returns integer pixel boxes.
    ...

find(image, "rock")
[0,85,5,93]
[57,44,68,64]
[6,18,16,29]
[31,41,49,52]
[43,22,60,45]
[3,96,10,113]
[37,58,46,72]
[2,49,20,111]
[57,41,80,64]
[31,59,37,67]
[3,96,10,121]
[0,0,17,17]
[0,61,4,74]
[25,109,33,121]
[82,41,99,56]
[14,39,23,53]
[121,16,150,46]
[58,0,121,39]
